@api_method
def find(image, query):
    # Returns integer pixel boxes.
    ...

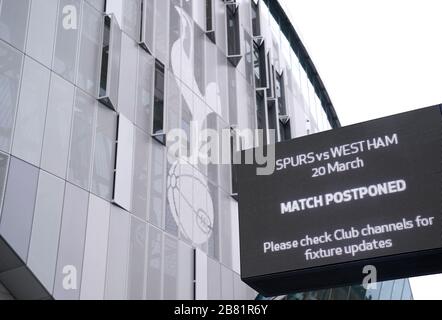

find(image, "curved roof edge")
[264,0,341,129]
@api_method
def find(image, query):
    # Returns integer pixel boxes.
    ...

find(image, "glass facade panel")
[217,47,229,121]
[228,66,238,125]
[91,104,117,201]
[195,248,207,300]
[67,89,96,190]
[27,171,65,293]
[104,206,130,300]
[391,279,405,300]
[12,57,50,166]
[132,128,150,220]
[86,0,105,12]
[80,195,111,300]
[154,0,169,65]
[401,280,413,300]
[135,49,154,134]
[26,0,57,67]
[178,162,194,244]
[166,72,181,145]
[113,114,134,211]
[146,225,163,300]
[379,280,394,300]
[118,33,138,121]
[53,183,89,300]
[0,0,30,51]
[165,159,179,237]
[140,0,155,53]
[149,141,166,228]
[53,0,81,83]
[41,74,75,179]
[230,205,241,274]
[207,257,221,300]
[220,191,232,269]
[122,0,141,41]
[110,15,122,107]
[233,273,248,300]
[0,41,23,154]
[221,265,234,300]
[192,165,208,253]
[205,39,217,109]
[163,235,178,300]
[128,217,147,299]
[194,23,205,99]
[177,242,194,300]
[207,182,219,260]
[0,152,8,212]
[77,2,103,96]
[169,0,181,76]
[0,157,39,261]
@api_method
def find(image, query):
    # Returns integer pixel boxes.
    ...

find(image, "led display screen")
[237,106,442,296]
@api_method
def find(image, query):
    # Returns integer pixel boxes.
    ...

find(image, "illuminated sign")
[237,106,442,296]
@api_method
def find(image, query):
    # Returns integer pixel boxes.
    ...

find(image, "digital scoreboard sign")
[237,105,442,297]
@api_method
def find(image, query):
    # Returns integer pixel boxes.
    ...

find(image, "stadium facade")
[0,0,411,300]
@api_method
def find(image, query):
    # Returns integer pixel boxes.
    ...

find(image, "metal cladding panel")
[113,114,134,212]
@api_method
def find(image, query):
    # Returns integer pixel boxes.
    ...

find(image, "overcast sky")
[280,0,442,300]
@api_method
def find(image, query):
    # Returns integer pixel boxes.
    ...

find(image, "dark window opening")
[230,128,242,200]
[276,71,287,115]
[226,2,242,66]
[279,116,292,142]
[253,40,267,89]
[256,89,268,145]
[139,0,144,46]
[266,56,275,98]
[153,59,166,145]
[98,14,120,111]
[206,0,216,43]
[251,0,261,37]
[267,100,277,134]
[99,15,111,99]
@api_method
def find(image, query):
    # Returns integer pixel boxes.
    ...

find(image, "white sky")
[281,0,442,300]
